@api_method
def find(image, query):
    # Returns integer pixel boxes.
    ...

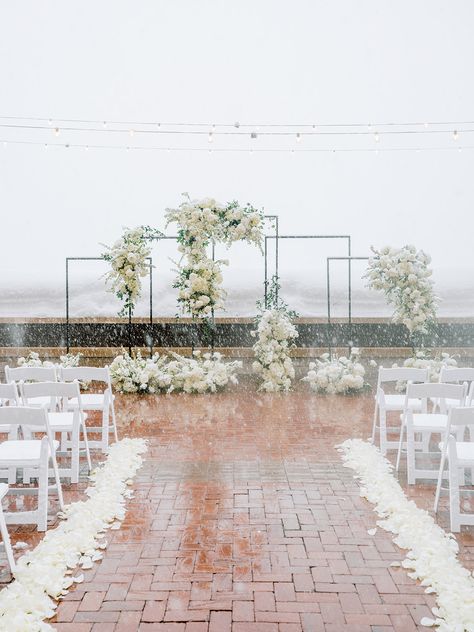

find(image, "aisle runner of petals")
[0,438,148,632]
[337,439,474,632]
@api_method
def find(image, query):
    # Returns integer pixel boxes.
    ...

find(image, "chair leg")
[101,408,109,453]
[81,418,92,472]
[37,457,49,532]
[406,424,416,485]
[71,426,79,484]
[396,422,405,471]
[448,456,461,533]
[434,443,448,512]
[50,453,65,511]
[371,402,378,444]
[0,509,15,572]
[379,410,387,455]
[110,399,119,443]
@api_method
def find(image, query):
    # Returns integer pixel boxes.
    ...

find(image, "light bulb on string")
[156,123,161,129]
[296,133,302,143]
[208,132,213,143]
[54,128,60,137]
[250,132,257,139]
[129,129,135,137]
[48,119,53,126]
[44,143,48,150]
[85,145,89,151]
[453,130,459,141]
[424,122,429,128]
[374,131,380,142]
[103,121,107,128]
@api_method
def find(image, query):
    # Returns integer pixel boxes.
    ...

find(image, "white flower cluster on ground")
[392,349,458,392]
[338,439,474,632]
[18,351,82,369]
[252,309,298,392]
[102,226,163,316]
[302,348,366,394]
[0,438,147,632]
[365,245,439,335]
[165,194,264,318]
[109,350,242,394]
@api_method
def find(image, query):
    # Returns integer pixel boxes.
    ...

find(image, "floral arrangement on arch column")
[165,194,265,319]
[251,277,299,392]
[102,225,163,317]
[364,245,439,341]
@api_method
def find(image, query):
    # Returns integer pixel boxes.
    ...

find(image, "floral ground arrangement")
[0,438,147,632]
[302,347,368,394]
[109,350,242,394]
[338,439,474,632]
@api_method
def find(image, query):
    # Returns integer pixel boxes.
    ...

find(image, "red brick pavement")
[2,391,474,631]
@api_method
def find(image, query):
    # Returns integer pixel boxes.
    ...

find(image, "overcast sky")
[1,1,473,314]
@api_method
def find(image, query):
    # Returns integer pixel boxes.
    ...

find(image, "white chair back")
[21,380,82,411]
[446,406,474,429]
[377,367,428,386]
[5,366,57,383]
[0,383,20,406]
[439,367,474,384]
[60,366,111,387]
[406,381,466,405]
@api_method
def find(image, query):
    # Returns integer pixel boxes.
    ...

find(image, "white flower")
[337,439,474,632]
[302,349,367,394]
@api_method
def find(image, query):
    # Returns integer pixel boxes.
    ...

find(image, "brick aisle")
[6,391,474,631]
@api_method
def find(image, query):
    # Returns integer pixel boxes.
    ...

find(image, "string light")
[453,130,459,141]
[296,133,302,143]
[208,132,213,143]
[54,127,60,137]
[374,131,380,142]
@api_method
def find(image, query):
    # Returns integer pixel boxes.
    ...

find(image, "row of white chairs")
[0,364,120,572]
[372,366,474,532]
[4,365,118,452]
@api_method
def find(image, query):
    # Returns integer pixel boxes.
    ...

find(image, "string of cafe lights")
[0,114,472,152]
[0,138,471,154]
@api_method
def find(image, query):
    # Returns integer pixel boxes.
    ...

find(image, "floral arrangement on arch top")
[165,194,265,319]
[102,225,164,317]
[251,276,299,393]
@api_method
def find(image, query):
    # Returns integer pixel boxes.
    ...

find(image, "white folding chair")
[21,381,92,484]
[396,382,466,485]
[0,407,64,531]
[5,365,58,409]
[0,384,21,483]
[371,367,428,454]
[0,484,15,572]
[433,406,474,532]
[432,367,474,412]
[60,366,118,452]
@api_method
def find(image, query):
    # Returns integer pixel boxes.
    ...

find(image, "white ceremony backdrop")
[0,1,473,318]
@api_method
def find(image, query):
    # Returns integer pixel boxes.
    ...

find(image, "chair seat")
[68,394,108,409]
[429,397,463,409]
[48,412,87,429]
[380,395,422,410]
[0,439,59,461]
[24,396,52,408]
[451,442,474,463]
[409,413,449,430]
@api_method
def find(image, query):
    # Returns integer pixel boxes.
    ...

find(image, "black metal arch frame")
[326,255,370,352]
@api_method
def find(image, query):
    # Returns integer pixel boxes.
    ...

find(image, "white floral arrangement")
[165,193,264,318]
[252,309,298,392]
[17,351,82,369]
[364,245,439,335]
[109,350,241,395]
[338,439,474,632]
[102,225,163,317]
[0,438,147,631]
[302,348,367,394]
[393,349,458,392]
[173,254,228,318]
[165,351,242,394]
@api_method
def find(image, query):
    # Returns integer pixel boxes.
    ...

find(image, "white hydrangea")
[252,309,298,392]
[364,245,439,335]
[165,194,265,318]
[102,226,163,317]
[302,348,367,394]
[109,350,241,394]
[393,350,458,392]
